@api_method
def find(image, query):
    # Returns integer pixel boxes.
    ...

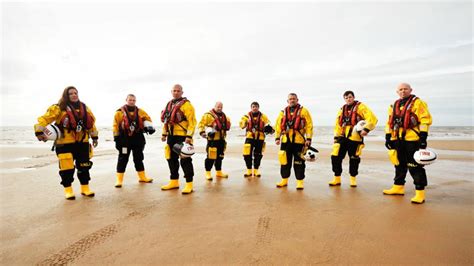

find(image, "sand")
[0,140,473,265]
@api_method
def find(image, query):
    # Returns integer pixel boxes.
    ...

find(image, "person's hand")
[185,137,192,144]
[419,132,428,149]
[275,139,281,145]
[334,136,342,143]
[305,139,311,147]
[144,127,155,135]
[161,135,167,142]
[385,134,394,150]
[36,133,47,142]
[114,137,120,150]
[92,138,98,148]
[200,132,207,138]
[360,129,369,137]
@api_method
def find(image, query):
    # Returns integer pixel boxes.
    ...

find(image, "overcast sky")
[1,1,472,127]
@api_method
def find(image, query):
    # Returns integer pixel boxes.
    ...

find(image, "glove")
[419,131,428,149]
[263,125,275,135]
[114,136,121,150]
[385,134,394,150]
[334,136,343,143]
[144,127,155,135]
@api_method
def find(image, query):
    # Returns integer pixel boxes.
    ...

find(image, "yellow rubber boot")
[181,182,193,194]
[296,180,304,190]
[161,180,179,190]
[216,170,228,178]
[205,171,213,181]
[64,186,75,200]
[350,176,357,187]
[137,171,153,183]
[80,185,95,197]
[276,178,288,188]
[411,190,425,204]
[115,172,124,188]
[253,169,261,177]
[244,169,252,178]
[328,176,341,186]
[383,185,405,195]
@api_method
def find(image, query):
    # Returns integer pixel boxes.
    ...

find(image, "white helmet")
[303,146,319,162]
[414,148,437,165]
[205,127,215,134]
[205,127,216,138]
[143,120,154,128]
[43,124,62,141]
[354,120,367,132]
[143,120,155,134]
[172,142,195,158]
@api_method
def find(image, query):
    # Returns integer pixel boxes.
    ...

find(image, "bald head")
[397,83,413,99]
[214,101,223,113]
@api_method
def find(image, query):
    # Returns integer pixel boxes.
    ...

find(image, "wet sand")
[1,140,473,265]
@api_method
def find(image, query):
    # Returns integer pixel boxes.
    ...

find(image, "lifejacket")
[246,112,265,132]
[59,102,94,132]
[208,109,230,131]
[280,104,305,133]
[161,98,188,125]
[338,101,362,127]
[120,105,144,136]
[389,95,419,132]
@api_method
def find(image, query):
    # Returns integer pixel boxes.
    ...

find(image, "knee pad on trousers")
[164,145,171,160]
[208,147,218,159]
[58,153,74,171]
[278,150,287,165]
[243,143,251,156]
[331,143,341,156]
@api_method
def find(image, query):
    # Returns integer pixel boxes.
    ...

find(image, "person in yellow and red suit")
[198,102,231,181]
[239,102,272,178]
[329,90,378,187]
[160,84,197,194]
[383,83,432,204]
[34,86,98,200]
[275,93,313,190]
[113,94,155,188]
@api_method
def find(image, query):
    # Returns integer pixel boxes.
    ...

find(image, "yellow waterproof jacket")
[113,107,152,137]
[385,97,432,141]
[275,106,313,144]
[162,101,196,138]
[34,104,98,144]
[198,111,231,141]
[334,102,378,142]
[239,112,270,140]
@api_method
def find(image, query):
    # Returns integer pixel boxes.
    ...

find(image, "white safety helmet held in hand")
[205,127,216,138]
[303,146,319,162]
[414,148,437,165]
[143,120,154,128]
[43,124,62,141]
[172,142,195,158]
[205,127,215,134]
[354,120,367,132]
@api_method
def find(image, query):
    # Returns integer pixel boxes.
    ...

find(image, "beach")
[0,127,473,265]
